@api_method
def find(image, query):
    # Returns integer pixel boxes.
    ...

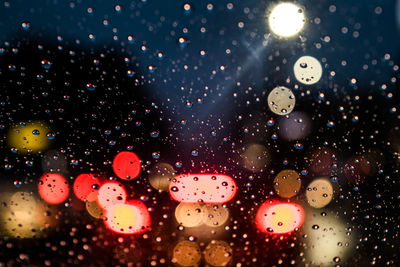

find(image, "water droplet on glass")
[171,186,179,192]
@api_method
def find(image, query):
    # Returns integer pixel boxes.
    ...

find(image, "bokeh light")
[204,240,233,267]
[256,200,305,234]
[112,151,141,180]
[7,121,52,154]
[85,192,104,219]
[104,201,151,235]
[302,210,356,265]
[172,240,201,267]
[268,3,305,37]
[97,182,127,209]
[41,150,68,174]
[240,144,270,172]
[305,178,334,208]
[293,56,323,85]
[38,173,69,205]
[273,169,301,198]
[0,192,57,238]
[278,111,312,141]
[149,163,176,191]
[202,204,230,228]
[344,156,370,183]
[169,174,237,204]
[73,173,102,202]
[175,202,204,228]
[308,147,337,175]
[267,86,296,116]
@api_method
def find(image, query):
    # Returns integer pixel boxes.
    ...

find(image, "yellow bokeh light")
[7,121,52,154]
[111,204,137,230]
[202,204,230,228]
[268,3,305,37]
[175,202,204,227]
[302,210,356,265]
[0,192,57,238]
[269,205,296,232]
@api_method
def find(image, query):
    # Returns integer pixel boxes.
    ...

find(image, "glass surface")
[0,0,399,266]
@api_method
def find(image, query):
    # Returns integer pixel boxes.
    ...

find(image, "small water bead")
[327,121,335,127]
[312,224,320,230]
[41,59,52,69]
[46,132,55,140]
[182,3,193,14]
[4,164,13,170]
[14,180,22,187]
[114,4,122,13]
[333,257,341,263]
[148,65,156,73]
[86,83,96,91]
[294,142,303,150]
[175,161,182,168]
[177,36,189,47]
[171,186,179,192]
[152,152,160,159]
[330,176,339,182]
[21,22,31,30]
[127,70,135,77]
[32,129,40,135]
[157,52,164,59]
[191,149,199,156]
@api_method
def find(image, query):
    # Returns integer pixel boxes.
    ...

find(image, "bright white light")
[268,3,305,37]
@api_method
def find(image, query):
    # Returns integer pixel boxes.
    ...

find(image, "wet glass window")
[0,0,399,266]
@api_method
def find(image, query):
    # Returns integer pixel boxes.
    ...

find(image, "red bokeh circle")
[112,151,141,180]
[38,173,70,204]
[73,173,102,202]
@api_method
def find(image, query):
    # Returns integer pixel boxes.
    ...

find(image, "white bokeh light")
[268,3,305,37]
